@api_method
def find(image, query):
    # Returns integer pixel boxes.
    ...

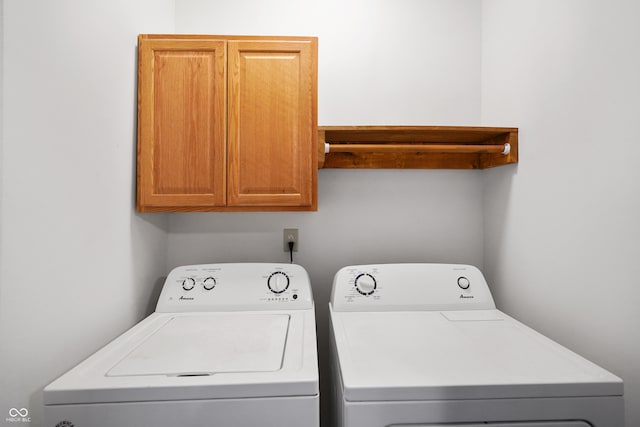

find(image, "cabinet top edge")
[138,34,318,42]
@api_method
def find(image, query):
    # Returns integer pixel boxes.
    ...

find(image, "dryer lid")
[108,314,289,376]
[331,309,623,402]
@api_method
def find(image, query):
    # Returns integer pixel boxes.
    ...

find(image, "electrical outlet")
[283,228,299,252]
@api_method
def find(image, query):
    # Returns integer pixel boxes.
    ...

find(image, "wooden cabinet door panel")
[137,39,227,209]
[227,40,317,207]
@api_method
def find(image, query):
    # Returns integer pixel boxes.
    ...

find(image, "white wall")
[0,1,174,425]
[0,0,4,317]
[172,1,483,424]
[481,1,640,426]
[176,0,481,126]
[5,2,635,427]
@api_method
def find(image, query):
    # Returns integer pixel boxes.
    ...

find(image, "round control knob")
[457,276,470,290]
[182,277,196,291]
[355,273,376,296]
[268,272,290,294]
[203,277,216,290]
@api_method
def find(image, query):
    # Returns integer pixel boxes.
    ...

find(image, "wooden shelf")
[318,126,518,169]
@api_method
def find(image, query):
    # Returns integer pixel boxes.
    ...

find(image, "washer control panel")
[156,263,313,313]
[331,264,496,312]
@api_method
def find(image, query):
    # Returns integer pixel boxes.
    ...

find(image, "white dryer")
[329,263,624,427]
[44,263,319,427]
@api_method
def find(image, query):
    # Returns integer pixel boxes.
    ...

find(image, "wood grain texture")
[137,37,226,209]
[319,126,518,169]
[137,35,318,212]
[227,40,317,208]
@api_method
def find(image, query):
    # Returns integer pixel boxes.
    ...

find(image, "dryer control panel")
[156,263,313,312]
[331,263,496,312]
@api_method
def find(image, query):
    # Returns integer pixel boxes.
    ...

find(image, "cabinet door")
[227,40,317,208]
[137,38,227,210]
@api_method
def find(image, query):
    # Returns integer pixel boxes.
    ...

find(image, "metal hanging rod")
[324,142,511,155]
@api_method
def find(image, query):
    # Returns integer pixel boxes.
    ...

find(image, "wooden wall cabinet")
[137,35,318,212]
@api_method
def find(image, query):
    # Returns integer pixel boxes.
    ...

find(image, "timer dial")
[203,277,216,290]
[268,272,290,294]
[182,277,196,291]
[355,273,376,295]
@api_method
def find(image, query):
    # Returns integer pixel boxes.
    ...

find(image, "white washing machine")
[329,263,624,427]
[44,263,319,427]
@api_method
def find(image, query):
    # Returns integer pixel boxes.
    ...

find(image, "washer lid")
[108,314,289,376]
[43,311,319,405]
[331,309,623,402]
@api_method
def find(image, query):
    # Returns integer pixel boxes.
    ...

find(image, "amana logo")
[179,296,194,301]
[459,294,474,299]
[55,421,74,427]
